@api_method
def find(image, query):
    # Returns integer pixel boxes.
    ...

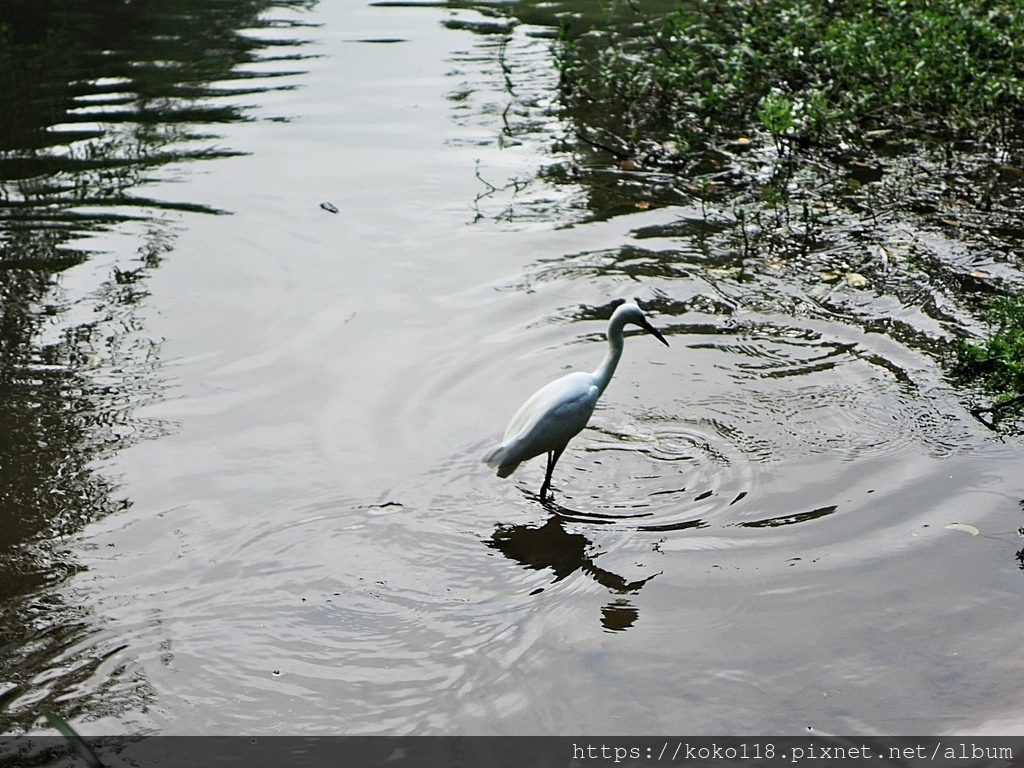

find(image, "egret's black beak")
[642,320,670,347]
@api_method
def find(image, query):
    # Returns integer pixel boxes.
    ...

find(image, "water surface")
[1,0,1023,737]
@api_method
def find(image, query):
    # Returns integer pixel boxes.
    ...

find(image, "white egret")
[483,301,669,500]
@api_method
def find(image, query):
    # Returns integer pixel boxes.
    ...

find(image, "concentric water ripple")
[383,288,992,597]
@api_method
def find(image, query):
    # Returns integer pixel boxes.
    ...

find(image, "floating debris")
[944,523,980,536]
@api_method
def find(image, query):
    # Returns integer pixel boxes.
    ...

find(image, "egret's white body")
[483,302,669,500]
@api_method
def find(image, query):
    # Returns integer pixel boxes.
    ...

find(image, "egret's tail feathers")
[482,445,503,467]
[482,445,520,478]
[495,462,518,478]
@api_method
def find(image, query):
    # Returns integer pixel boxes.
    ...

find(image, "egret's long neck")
[592,319,626,395]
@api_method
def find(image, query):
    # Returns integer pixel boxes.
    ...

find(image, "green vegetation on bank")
[953,296,1024,424]
[556,0,1024,147]
[554,0,1024,428]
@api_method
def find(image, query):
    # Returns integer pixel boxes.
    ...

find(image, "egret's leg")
[539,452,554,500]
[539,444,566,501]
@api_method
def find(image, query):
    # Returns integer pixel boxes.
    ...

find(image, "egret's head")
[612,301,669,346]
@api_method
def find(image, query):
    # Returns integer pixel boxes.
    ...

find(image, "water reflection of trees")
[0,0,315,731]
[1,0,318,213]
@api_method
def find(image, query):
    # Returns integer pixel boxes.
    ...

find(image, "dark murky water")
[1,0,1023,737]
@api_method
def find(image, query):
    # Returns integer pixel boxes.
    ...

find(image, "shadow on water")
[0,0,316,732]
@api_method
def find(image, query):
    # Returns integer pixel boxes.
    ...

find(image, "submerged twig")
[573,128,633,160]
[969,393,1024,429]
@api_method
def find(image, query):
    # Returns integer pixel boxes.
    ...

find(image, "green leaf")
[43,711,104,768]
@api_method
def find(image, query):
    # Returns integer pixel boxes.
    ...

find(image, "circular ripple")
[379,296,989,586]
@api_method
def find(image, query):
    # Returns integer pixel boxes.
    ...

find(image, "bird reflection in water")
[601,600,641,632]
[486,512,658,632]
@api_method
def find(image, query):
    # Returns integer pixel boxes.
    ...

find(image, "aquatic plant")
[954,295,1024,425]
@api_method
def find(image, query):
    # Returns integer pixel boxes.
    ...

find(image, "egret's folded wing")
[485,372,599,475]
